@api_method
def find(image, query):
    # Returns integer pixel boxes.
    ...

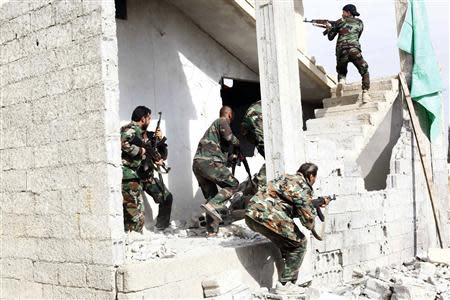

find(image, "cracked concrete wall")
[0,0,123,298]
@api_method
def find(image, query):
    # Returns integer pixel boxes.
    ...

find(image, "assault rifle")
[228,146,254,188]
[303,18,337,35]
[310,194,336,241]
[312,194,336,222]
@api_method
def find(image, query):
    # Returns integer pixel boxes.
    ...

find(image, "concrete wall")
[309,114,444,285]
[115,0,259,223]
[0,1,123,298]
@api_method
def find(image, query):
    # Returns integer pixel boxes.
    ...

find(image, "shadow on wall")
[357,96,403,191]
[116,0,258,224]
[220,240,281,288]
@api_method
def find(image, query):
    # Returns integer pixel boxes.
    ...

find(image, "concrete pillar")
[255,0,305,181]
[294,0,307,54]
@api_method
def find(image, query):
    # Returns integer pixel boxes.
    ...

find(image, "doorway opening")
[220,77,261,157]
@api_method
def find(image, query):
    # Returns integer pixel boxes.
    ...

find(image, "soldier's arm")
[326,19,341,41]
[358,20,364,39]
[219,118,239,146]
[121,128,143,157]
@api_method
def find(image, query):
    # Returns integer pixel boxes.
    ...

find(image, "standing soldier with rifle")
[121,106,173,233]
[245,163,331,294]
[313,4,370,103]
[192,106,240,236]
[240,100,266,189]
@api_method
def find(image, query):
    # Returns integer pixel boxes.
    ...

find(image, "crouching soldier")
[193,106,240,236]
[245,163,330,294]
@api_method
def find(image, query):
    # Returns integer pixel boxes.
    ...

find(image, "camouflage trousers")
[193,159,239,233]
[122,180,145,233]
[142,176,173,229]
[122,177,173,232]
[245,216,307,284]
[336,47,370,90]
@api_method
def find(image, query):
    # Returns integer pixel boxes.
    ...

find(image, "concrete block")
[45,285,98,299]
[1,279,44,300]
[1,169,27,192]
[80,214,112,240]
[365,277,392,299]
[1,258,34,280]
[1,237,38,260]
[36,238,92,263]
[71,10,102,41]
[58,139,89,164]
[391,282,436,300]
[47,68,73,96]
[117,291,144,300]
[58,262,87,287]
[31,4,54,32]
[92,240,116,265]
[78,163,108,189]
[87,265,116,291]
[428,248,450,265]
[53,0,83,24]
[1,146,34,171]
[29,75,50,101]
[33,261,59,284]
[1,213,29,237]
[34,144,60,168]
[30,96,58,123]
[0,1,30,22]
[73,63,102,89]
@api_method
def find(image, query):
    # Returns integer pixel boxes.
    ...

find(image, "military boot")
[274,281,306,295]
[200,203,223,223]
[336,77,346,97]
[361,89,371,104]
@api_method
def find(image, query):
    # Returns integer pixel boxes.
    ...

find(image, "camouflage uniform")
[121,121,146,232]
[245,172,316,283]
[327,17,370,90]
[193,117,240,233]
[240,100,266,189]
[121,123,173,232]
[140,131,173,230]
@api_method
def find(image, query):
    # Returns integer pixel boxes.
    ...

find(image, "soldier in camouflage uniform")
[241,100,266,189]
[121,106,171,232]
[193,106,240,235]
[245,163,329,292]
[325,4,370,102]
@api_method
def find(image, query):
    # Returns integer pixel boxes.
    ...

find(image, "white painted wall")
[116,0,260,223]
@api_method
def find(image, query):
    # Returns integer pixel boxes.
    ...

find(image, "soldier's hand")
[155,128,163,140]
[141,147,146,157]
[321,196,331,207]
[325,22,332,29]
[155,159,164,166]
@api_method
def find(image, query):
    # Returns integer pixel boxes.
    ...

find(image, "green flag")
[397,0,443,141]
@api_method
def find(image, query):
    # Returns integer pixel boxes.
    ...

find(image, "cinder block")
[58,262,87,287]
[1,213,29,237]
[1,237,38,260]
[73,63,102,89]
[31,4,54,32]
[47,68,73,96]
[36,238,92,263]
[33,261,59,284]
[0,1,30,22]
[1,258,34,280]
[1,169,27,192]
[80,214,111,240]
[92,240,115,265]
[1,146,34,171]
[34,144,60,168]
[53,0,83,24]
[58,139,88,164]
[71,10,102,41]
[86,265,116,291]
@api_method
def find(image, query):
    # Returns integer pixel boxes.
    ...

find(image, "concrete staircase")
[306,77,399,156]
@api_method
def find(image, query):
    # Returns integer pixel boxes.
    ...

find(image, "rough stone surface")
[0,0,121,298]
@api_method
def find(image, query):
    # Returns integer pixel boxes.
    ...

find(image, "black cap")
[343,4,360,17]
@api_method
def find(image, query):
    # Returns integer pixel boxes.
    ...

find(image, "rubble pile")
[252,254,450,300]
[125,219,264,261]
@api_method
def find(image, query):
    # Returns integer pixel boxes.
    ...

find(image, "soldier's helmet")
[342,4,360,17]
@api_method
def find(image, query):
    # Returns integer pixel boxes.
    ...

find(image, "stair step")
[306,131,364,150]
[323,90,387,108]
[306,114,372,133]
[315,102,380,118]
[331,77,397,97]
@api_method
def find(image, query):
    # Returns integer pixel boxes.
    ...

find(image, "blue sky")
[303,0,449,125]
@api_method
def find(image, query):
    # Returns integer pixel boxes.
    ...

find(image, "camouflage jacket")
[241,100,264,156]
[327,17,363,54]
[246,172,316,242]
[194,117,239,163]
[121,121,144,180]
